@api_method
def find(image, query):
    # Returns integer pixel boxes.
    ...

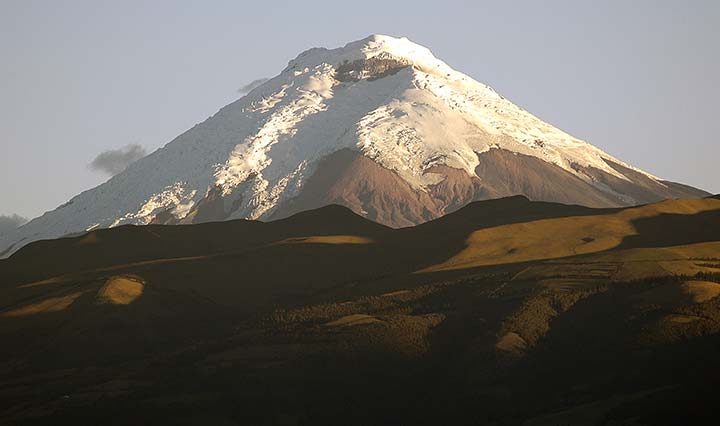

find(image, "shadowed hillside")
[1,196,720,425]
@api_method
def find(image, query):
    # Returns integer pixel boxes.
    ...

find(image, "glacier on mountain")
[0,35,681,257]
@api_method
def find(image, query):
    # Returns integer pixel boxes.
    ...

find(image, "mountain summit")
[0,34,707,256]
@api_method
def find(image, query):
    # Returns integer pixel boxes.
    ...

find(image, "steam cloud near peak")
[238,78,269,94]
[89,144,147,176]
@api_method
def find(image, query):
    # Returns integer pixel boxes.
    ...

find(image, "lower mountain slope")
[1,196,719,425]
[267,148,709,227]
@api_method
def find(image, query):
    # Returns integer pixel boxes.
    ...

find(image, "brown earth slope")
[269,148,709,228]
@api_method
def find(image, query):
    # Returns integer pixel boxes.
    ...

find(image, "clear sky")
[1,0,718,218]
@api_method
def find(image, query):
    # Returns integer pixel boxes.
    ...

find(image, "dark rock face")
[335,52,411,82]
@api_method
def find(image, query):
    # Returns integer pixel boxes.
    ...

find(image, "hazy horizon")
[1,0,718,219]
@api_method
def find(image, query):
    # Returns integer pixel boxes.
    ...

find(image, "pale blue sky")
[1,0,718,218]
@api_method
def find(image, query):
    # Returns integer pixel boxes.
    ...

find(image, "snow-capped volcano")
[0,34,708,257]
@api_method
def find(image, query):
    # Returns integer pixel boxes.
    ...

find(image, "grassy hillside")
[1,196,719,425]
